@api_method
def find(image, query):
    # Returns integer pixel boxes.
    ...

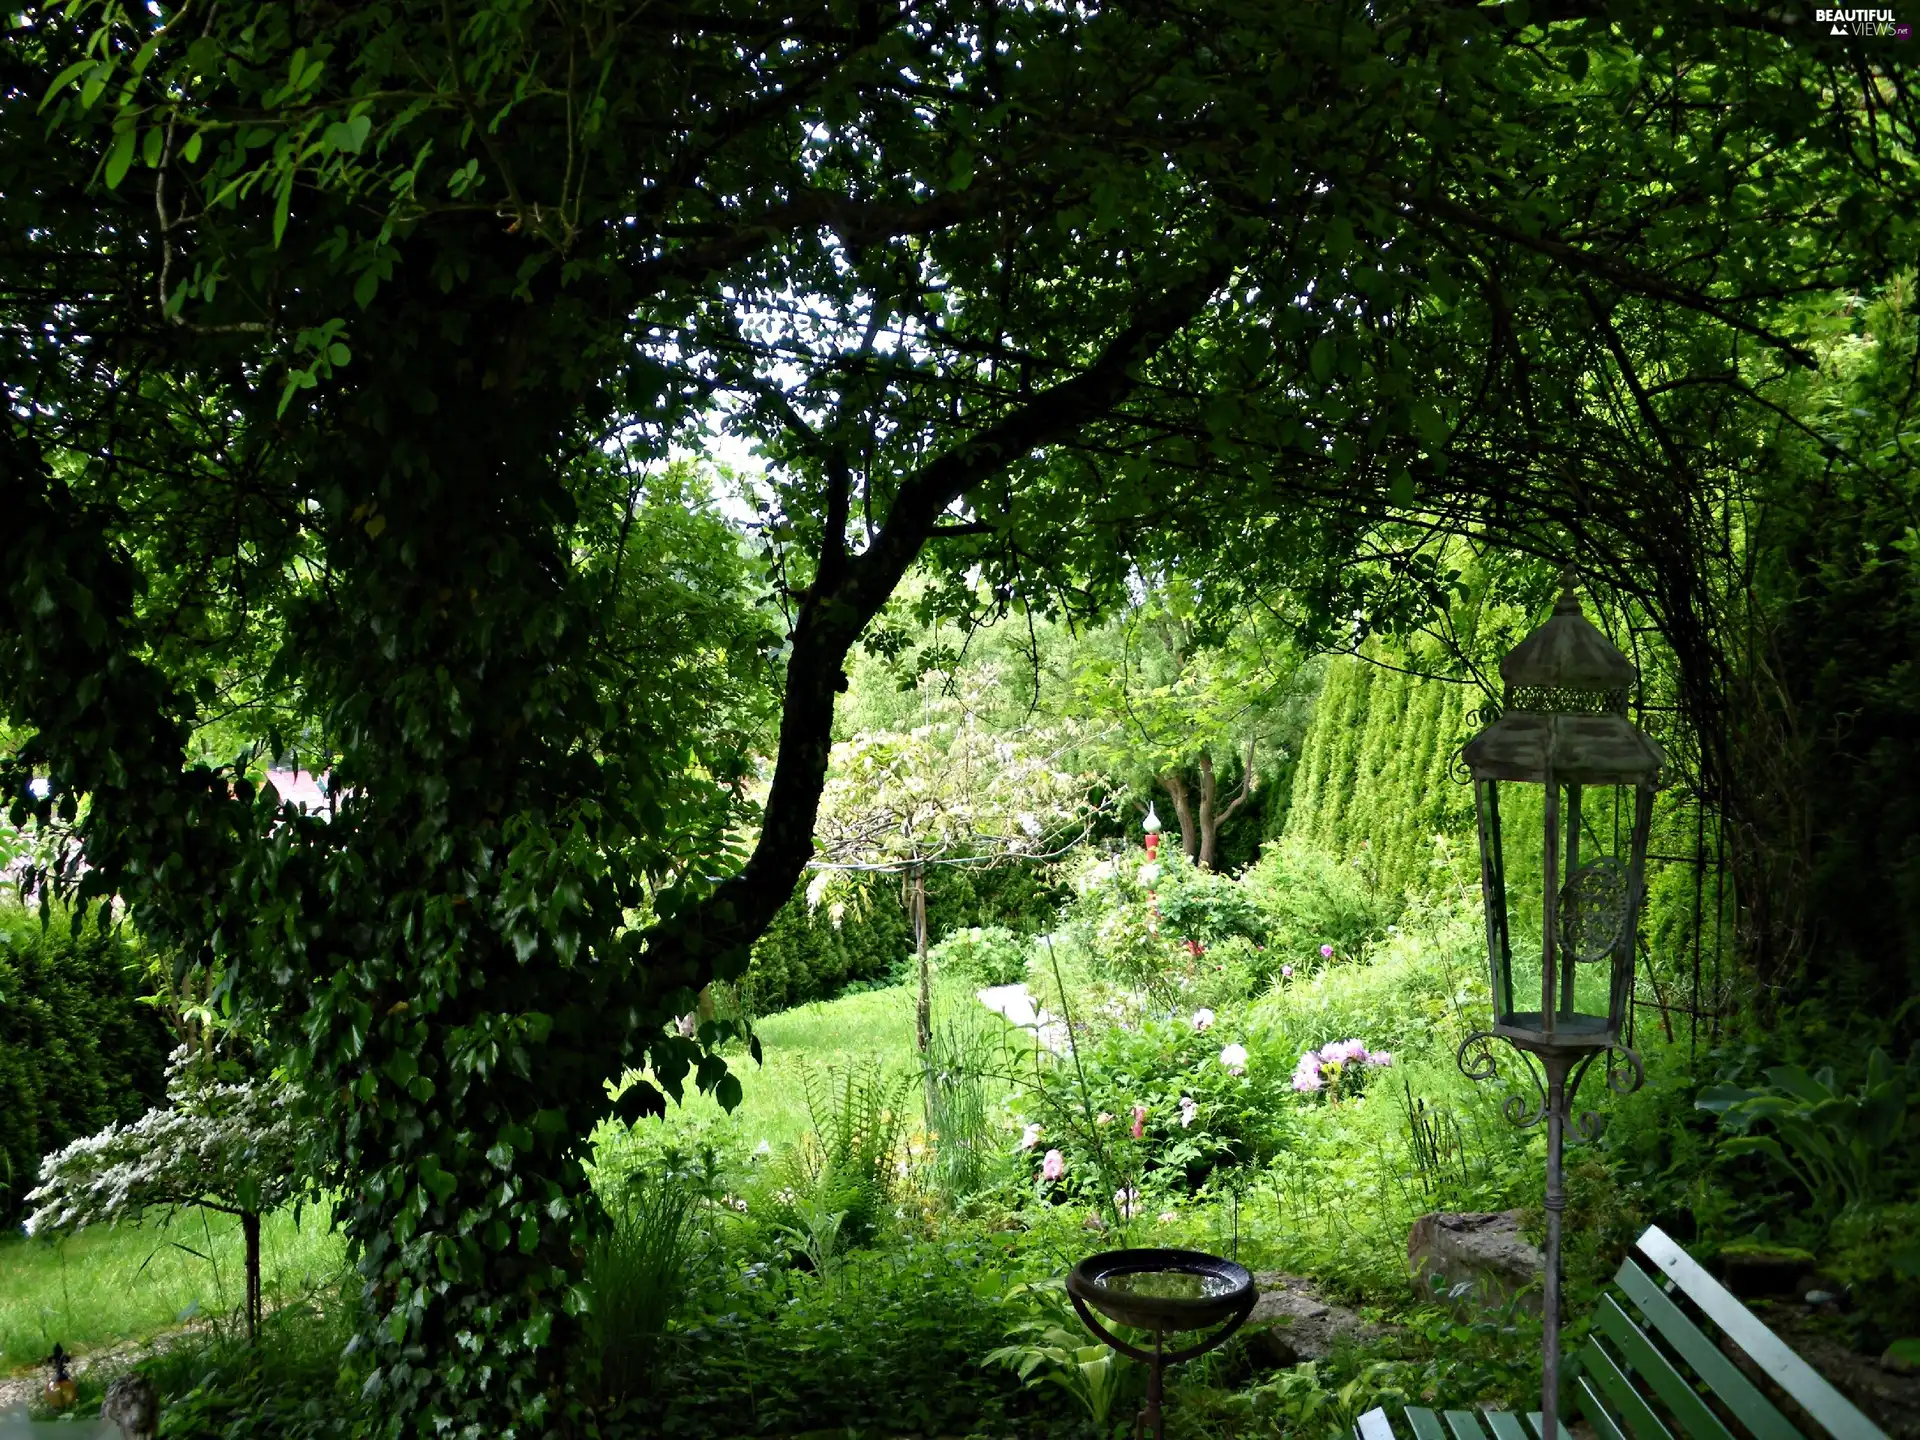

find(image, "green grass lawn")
[596,979,1025,1165]
[653,982,925,1150]
[0,1204,346,1375]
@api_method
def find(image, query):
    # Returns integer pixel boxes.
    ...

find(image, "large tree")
[2,2,1912,1431]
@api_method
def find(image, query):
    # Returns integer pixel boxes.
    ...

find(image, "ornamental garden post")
[1457,569,1663,1440]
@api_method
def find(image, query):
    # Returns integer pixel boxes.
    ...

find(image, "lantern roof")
[1462,710,1663,785]
[1499,570,1635,711]
[1464,568,1665,785]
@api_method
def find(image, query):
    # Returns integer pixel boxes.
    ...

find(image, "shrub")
[1153,863,1264,946]
[928,925,1030,987]
[1241,841,1393,970]
[0,907,172,1223]
[1020,1012,1294,1202]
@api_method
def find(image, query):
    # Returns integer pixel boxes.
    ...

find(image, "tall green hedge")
[736,873,914,1015]
[0,908,173,1223]
[1282,651,1480,902]
[735,861,1069,1017]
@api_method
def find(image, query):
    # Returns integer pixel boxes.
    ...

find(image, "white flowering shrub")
[24,1046,302,1337]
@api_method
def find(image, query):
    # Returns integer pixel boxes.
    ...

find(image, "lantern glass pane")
[1481,778,1635,1032]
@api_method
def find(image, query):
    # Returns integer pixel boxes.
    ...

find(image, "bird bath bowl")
[1066,1248,1257,1440]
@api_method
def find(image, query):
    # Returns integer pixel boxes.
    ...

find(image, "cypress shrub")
[736,873,914,1015]
[0,908,173,1223]
[1281,650,1479,902]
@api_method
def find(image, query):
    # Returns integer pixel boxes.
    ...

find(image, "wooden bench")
[1356,1224,1887,1440]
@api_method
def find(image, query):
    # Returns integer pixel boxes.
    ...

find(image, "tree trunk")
[1199,742,1258,872]
[1197,753,1218,870]
[912,864,937,1118]
[1158,771,1198,863]
[242,1209,262,1344]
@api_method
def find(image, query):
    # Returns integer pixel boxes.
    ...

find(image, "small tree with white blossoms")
[813,686,1095,1104]
[25,1047,301,1340]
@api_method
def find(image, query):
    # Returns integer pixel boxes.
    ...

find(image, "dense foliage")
[0,909,171,1224]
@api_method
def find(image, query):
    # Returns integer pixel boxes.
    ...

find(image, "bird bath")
[1066,1248,1257,1440]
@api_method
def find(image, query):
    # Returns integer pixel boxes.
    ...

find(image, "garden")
[1,6,1917,1440]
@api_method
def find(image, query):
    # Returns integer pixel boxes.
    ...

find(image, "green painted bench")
[1356,1224,1887,1440]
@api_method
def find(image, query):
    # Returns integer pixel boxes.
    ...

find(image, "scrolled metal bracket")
[1456,1029,1644,1143]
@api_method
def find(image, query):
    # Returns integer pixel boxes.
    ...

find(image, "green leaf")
[141,126,164,169]
[1410,400,1450,449]
[103,128,135,190]
[1309,336,1336,384]
[40,59,97,113]
[325,114,373,155]
[272,170,294,248]
[1565,49,1591,83]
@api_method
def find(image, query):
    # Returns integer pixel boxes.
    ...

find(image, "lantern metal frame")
[1455,570,1664,1440]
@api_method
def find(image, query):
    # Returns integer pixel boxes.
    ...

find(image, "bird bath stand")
[1067,1247,1257,1440]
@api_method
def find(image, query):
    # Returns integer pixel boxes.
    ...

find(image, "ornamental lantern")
[1455,568,1663,1440]
[1462,568,1661,1059]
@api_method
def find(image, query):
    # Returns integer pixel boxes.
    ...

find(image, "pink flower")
[1219,1043,1249,1075]
[1320,944,1334,959]
[1280,965,1294,980]
[1323,1038,1369,1065]
[1018,1122,1043,1151]
[1041,1148,1066,1182]
[1096,1111,1115,1127]
[1292,1068,1324,1093]
[1178,1095,1198,1129]
[1131,1105,1148,1139]
[1192,1008,1215,1032]
[1158,1210,1180,1224]
[1366,1050,1393,1068]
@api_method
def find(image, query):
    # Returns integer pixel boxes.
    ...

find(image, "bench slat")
[1616,1254,1806,1440]
[1445,1410,1493,1440]
[1594,1292,1738,1440]
[1635,1228,1881,1440]
[1579,1373,1636,1440]
[1486,1411,1533,1440]
[1409,1407,1451,1440]
[1580,1334,1680,1440]
[1358,1406,1400,1440]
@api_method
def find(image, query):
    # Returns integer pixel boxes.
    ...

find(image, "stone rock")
[1407,1210,1543,1314]
[103,1373,159,1440]
[1244,1272,1380,1367]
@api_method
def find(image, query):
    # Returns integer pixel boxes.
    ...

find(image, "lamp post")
[1458,569,1663,1440]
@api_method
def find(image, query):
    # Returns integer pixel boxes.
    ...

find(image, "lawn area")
[629,979,1022,1153]
[0,1204,346,1375]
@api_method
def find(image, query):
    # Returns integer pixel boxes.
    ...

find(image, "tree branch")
[637,254,1235,996]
